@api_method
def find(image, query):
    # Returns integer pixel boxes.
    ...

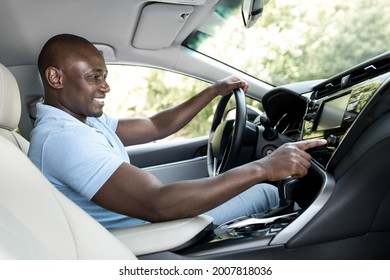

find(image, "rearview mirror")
[241,0,264,28]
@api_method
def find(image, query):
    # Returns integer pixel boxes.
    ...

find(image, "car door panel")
[126,136,209,183]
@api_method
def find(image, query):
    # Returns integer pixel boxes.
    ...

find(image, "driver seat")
[0,63,29,154]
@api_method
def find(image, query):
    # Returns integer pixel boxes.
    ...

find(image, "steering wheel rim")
[207,88,246,177]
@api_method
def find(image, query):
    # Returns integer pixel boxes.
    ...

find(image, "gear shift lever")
[253,177,298,218]
[277,176,298,212]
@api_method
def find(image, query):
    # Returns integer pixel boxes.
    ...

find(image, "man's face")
[59,46,110,121]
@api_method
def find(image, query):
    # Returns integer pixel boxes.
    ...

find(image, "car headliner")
[0,0,219,71]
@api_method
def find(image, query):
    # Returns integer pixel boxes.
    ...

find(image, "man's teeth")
[94,98,105,103]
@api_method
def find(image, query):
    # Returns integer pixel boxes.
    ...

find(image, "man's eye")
[88,74,100,81]
[87,73,107,82]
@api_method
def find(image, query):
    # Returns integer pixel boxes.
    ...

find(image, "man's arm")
[91,139,327,223]
[115,76,248,146]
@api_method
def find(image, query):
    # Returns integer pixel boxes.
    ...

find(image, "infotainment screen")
[317,94,351,131]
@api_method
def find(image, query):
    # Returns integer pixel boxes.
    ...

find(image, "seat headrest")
[0,64,21,131]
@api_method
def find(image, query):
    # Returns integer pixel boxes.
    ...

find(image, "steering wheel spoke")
[207,88,246,177]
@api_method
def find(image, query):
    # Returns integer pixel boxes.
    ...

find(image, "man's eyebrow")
[88,68,107,74]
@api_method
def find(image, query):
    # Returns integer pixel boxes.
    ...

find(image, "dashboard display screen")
[317,94,351,131]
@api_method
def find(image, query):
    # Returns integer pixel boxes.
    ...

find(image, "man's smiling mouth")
[94,97,105,106]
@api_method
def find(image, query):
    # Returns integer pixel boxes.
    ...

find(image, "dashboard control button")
[327,134,339,147]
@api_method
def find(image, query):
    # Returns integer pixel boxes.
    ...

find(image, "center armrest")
[109,215,213,256]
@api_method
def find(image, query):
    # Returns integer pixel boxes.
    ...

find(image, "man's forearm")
[149,85,218,139]
[148,161,266,221]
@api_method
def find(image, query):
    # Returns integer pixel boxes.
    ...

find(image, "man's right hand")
[258,139,327,182]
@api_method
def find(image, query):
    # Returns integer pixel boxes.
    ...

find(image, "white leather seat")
[0,63,29,154]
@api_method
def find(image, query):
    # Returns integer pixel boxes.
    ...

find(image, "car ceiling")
[0,0,218,68]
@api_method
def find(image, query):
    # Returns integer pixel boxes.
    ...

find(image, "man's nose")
[100,80,110,93]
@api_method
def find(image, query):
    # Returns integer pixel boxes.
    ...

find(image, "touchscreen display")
[317,94,351,131]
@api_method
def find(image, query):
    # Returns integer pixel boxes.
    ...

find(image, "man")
[28,34,326,229]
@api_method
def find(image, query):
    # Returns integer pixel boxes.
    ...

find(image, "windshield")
[183,0,390,86]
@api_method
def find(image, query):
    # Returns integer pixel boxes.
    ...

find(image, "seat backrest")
[0,134,136,259]
[0,63,29,154]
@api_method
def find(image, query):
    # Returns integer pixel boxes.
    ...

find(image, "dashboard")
[262,52,390,170]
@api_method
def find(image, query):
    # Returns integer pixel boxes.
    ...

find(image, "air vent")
[349,57,390,84]
[314,79,342,98]
[314,52,390,99]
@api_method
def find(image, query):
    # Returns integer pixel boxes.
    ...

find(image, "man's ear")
[45,67,63,89]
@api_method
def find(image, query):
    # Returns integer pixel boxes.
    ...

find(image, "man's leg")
[204,183,279,225]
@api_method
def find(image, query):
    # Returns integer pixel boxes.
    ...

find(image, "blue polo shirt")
[28,103,146,229]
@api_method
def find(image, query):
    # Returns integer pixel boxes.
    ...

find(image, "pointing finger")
[294,139,327,151]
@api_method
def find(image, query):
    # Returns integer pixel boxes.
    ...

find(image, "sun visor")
[132,3,194,50]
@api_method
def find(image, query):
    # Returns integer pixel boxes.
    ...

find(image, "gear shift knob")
[277,176,299,209]
[252,177,299,218]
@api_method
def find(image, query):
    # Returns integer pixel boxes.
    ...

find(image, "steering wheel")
[207,88,246,176]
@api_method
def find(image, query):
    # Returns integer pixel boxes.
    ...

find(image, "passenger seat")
[0,63,29,153]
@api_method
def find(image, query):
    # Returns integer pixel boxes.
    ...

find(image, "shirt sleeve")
[41,124,124,200]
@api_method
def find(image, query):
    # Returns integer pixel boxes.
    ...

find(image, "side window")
[105,65,215,141]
